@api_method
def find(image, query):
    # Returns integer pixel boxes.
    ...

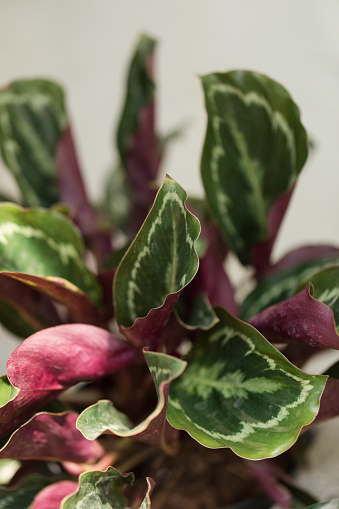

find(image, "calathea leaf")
[115,34,161,234]
[0,79,66,207]
[61,467,134,509]
[200,70,308,269]
[305,502,339,509]
[77,351,186,453]
[241,245,339,321]
[0,476,50,509]
[0,324,136,439]
[114,176,200,349]
[0,412,104,463]
[1,272,102,327]
[0,273,61,337]
[248,285,339,349]
[0,203,101,305]
[167,308,326,460]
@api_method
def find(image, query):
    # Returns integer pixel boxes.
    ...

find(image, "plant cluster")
[0,34,339,508]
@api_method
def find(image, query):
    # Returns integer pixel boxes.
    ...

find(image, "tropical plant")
[0,34,338,508]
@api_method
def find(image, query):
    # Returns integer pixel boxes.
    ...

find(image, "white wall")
[0,0,339,364]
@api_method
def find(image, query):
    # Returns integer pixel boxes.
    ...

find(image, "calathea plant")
[0,34,338,508]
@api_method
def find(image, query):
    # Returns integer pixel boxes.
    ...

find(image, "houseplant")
[0,33,339,508]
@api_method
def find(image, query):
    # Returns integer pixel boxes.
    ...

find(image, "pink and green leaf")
[114,176,200,349]
[77,351,186,451]
[0,203,101,305]
[0,412,104,463]
[0,324,136,438]
[200,71,308,269]
[241,246,339,320]
[167,308,327,460]
[248,285,339,349]
[115,34,161,233]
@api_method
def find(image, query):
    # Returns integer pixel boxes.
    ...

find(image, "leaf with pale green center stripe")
[114,176,200,347]
[241,247,339,321]
[0,79,66,207]
[61,467,134,509]
[0,203,100,304]
[200,70,308,267]
[167,307,326,460]
[77,351,186,452]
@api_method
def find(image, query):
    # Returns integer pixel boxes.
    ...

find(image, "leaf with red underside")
[0,412,104,463]
[114,177,200,350]
[249,285,339,349]
[0,324,136,439]
[0,273,61,337]
[201,71,308,270]
[56,125,112,263]
[114,34,162,234]
[1,272,102,327]
[30,481,78,509]
[241,245,339,321]
[77,351,186,454]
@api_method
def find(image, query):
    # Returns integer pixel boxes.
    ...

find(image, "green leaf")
[138,478,154,509]
[167,307,326,460]
[117,34,156,166]
[61,467,134,509]
[241,252,339,321]
[77,351,186,450]
[305,502,339,509]
[0,476,50,509]
[114,176,200,328]
[0,376,19,407]
[200,70,308,265]
[175,292,219,330]
[0,79,66,207]
[0,203,101,304]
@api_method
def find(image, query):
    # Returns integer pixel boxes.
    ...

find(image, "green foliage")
[0,35,336,508]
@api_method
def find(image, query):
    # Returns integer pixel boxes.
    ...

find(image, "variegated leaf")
[200,70,308,267]
[167,308,326,460]
[77,351,186,452]
[0,203,101,304]
[61,467,134,509]
[114,176,200,348]
[248,285,339,349]
[0,477,50,509]
[0,79,66,207]
[241,246,339,321]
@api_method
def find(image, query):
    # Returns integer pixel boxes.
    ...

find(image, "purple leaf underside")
[1,324,136,438]
[0,412,104,463]
[120,292,181,350]
[249,285,339,349]
[30,481,78,509]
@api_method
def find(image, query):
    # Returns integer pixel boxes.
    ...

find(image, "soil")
[137,439,272,509]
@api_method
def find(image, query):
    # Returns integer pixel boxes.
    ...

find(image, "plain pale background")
[1,0,339,361]
[1,1,339,499]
